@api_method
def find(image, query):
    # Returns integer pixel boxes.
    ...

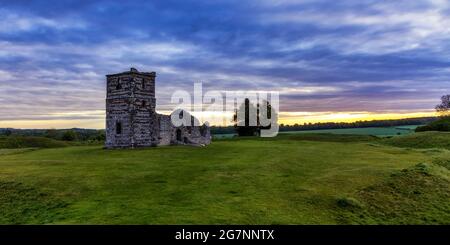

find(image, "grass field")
[0,132,449,224]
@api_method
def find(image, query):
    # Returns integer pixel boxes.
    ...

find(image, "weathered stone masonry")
[105,68,211,148]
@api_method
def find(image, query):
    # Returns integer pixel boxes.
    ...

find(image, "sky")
[0,0,449,129]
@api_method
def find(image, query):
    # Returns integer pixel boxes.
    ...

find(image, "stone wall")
[157,114,211,146]
[105,68,211,148]
[158,114,172,146]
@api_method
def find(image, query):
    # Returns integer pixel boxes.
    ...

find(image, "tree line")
[0,128,105,142]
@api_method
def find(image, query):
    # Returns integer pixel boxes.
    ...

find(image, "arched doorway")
[176,129,182,142]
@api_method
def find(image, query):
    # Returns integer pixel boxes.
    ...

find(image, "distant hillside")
[0,128,104,142]
[0,136,70,149]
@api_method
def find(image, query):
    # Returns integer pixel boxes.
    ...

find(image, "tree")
[232,98,278,136]
[91,130,106,141]
[4,129,12,136]
[258,99,278,133]
[62,130,77,141]
[45,128,58,139]
[233,98,260,136]
[436,94,450,117]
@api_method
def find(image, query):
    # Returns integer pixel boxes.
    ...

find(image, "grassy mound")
[416,117,450,132]
[0,136,69,149]
[0,181,67,224]
[337,162,450,224]
[380,131,450,149]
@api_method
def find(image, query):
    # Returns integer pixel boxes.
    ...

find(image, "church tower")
[105,68,159,148]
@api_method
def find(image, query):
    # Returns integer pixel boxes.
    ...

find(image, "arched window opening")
[116,121,122,134]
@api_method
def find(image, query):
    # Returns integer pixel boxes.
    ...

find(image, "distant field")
[279,125,422,137]
[212,133,236,139]
[0,131,449,224]
[213,125,423,139]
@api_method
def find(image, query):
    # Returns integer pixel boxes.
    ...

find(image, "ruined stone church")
[105,68,211,148]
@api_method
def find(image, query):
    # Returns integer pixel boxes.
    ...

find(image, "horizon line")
[0,112,437,130]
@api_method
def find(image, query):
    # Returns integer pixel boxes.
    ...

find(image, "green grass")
[0,181,68,224]
[0,132,449,224]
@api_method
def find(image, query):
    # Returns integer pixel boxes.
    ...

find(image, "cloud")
[0,0,448,128]
[261,1,450,55]
[0,9,87,34]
